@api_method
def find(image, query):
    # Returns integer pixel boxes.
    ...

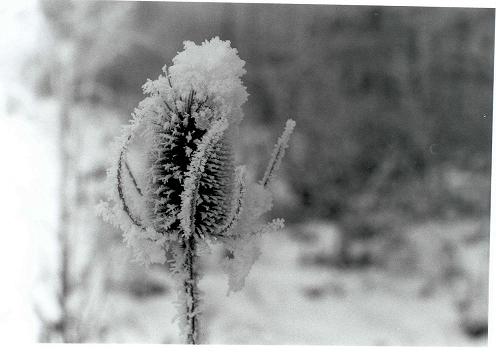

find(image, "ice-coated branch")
[261,119,296,187]
[182,234,201,344]
[116,147,145,229]
[124,160,143,196]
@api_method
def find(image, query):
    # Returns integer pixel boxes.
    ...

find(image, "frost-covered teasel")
[97,37,295,344]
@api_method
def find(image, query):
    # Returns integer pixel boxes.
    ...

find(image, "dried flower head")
[98,37,295,343]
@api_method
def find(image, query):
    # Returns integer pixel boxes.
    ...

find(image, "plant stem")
[183,235,200,344]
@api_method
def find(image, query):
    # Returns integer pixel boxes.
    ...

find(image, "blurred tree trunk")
[55,38,76,344]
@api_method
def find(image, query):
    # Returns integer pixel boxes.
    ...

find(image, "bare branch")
[124,160,143,196]
[117,144,145,229]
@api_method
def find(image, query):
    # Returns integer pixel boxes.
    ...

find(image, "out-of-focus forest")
[1,0,492,345]
[39,1,493,221]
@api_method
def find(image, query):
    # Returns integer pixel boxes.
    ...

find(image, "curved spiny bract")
[179,117,232,239]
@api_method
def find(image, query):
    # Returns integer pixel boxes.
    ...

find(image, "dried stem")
[117,147,145,229]
[125,160,143,196]
[261,119,296,187]
[182,235,200,344]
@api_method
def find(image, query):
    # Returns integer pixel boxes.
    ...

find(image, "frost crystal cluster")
[98,37,295,343]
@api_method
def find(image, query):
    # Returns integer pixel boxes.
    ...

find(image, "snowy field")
[93,222,488,345]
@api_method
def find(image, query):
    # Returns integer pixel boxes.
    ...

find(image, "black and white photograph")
[0,0,494,346]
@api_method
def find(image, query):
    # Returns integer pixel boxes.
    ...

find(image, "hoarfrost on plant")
[98,36,295,341]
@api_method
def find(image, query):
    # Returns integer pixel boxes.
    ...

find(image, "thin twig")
[261,119,296,187]
[124,160,143,196]
[117,147,145,229]
[182,236,199,344]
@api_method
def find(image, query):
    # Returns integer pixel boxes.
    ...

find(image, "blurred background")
[0,0,493,345]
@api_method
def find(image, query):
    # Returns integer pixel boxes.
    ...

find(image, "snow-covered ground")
[95,223,487,345]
